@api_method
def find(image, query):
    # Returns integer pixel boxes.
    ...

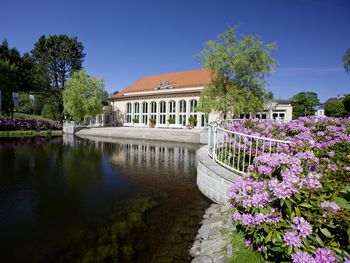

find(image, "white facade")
[111,91,207,128]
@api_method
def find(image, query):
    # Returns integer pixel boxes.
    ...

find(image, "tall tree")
[342,48,350,74]
[63,70,106,121]
[292,92,320,118]
[196,26,277,116]
[31,35,85,112]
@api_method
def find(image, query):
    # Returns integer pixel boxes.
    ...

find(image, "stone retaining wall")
[196,146,241,204]
[75,127,209,144]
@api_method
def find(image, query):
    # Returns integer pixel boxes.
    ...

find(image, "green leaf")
[265,231,273,243]
[299,203,313,208]
[320,228,333,238]
[314,234,325,246]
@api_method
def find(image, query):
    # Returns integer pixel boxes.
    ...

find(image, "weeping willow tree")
[196,26,277,117]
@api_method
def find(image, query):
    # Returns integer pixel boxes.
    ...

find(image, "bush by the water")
[225,117,350,262]
[0,119,62,131]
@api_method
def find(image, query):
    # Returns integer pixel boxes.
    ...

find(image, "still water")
[0,135,211,263]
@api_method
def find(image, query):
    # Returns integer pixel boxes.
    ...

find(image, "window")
[179,100,186,126]
[134,102,140,121]
[190,99,197,113]
[159,101,166,124]
[189,100,197,127]
[272,111,286,121]
[168,100,176,121]
[150,101,157,123]
[141,102,148,125]
[126,103,132,123]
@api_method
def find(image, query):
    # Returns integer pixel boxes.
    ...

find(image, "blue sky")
[1,0,349,102]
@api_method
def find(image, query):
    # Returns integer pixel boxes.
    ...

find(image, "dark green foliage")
[167,117,175,124]
[292,92,320,118]
[31,34,85,90]
[0,59,19,115]
[18,93,32,114]
[0,39,50,116]
[41,101,61,120]
[342,48,350,74]
[343,94,350,116]
[325,100,345,117]
[31,35,85,114]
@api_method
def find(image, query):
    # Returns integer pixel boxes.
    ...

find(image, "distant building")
[109,69,293,127]
[315,104,325,117]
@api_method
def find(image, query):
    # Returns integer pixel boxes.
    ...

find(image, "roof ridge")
[141,68,209,78]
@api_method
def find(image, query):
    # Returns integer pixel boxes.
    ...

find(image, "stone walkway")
[190,204,235,263]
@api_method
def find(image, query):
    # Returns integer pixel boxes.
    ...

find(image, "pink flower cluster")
[283,217,312,247]
[292,248,339,263]
[320,201,341,214]
[227,117,350,261]
[228,176,271,208]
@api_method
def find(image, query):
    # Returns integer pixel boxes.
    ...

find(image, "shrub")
[325,101,345,117]
[0,119,62,131]
[149,118,156,125]
[41,101,61,120]
[167,118,175,124]
[225,117,350,262]
[132,117,139,124]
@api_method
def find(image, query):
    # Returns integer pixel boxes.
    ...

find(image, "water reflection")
[0,135,209,263]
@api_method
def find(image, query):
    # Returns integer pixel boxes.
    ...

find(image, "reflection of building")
[110,69,294,126]
[110,141,197,178]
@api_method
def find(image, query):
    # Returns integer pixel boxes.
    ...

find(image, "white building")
[110,69,293,127]
[315,104,326,117]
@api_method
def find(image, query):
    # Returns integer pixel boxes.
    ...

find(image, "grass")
[0,130,62,138]
[230,231,268,263]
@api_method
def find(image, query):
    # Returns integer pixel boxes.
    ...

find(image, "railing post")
[212,124,218,162]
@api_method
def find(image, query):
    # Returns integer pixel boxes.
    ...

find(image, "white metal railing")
[208,119,291,175]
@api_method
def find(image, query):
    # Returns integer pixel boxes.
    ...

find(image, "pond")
[0,135,211,263]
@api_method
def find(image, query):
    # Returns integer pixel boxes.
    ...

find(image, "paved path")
[76,126,207,144]
[190,204,234,263]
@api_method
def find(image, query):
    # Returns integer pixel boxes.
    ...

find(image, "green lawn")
[230,231,269,263]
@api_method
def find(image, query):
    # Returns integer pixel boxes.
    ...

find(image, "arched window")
[189,99,197,127]
[133,102,140,122]
[126,102,132,123]
[179,100,186,126]
[150,101,157,123]
[159,101,166,125]
[168,100,176,122]
[141,102,148,125]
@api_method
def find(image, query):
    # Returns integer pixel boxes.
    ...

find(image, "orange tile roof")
[110,69,213,100]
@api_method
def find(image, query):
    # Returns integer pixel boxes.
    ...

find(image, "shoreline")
[0,130,63,138]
